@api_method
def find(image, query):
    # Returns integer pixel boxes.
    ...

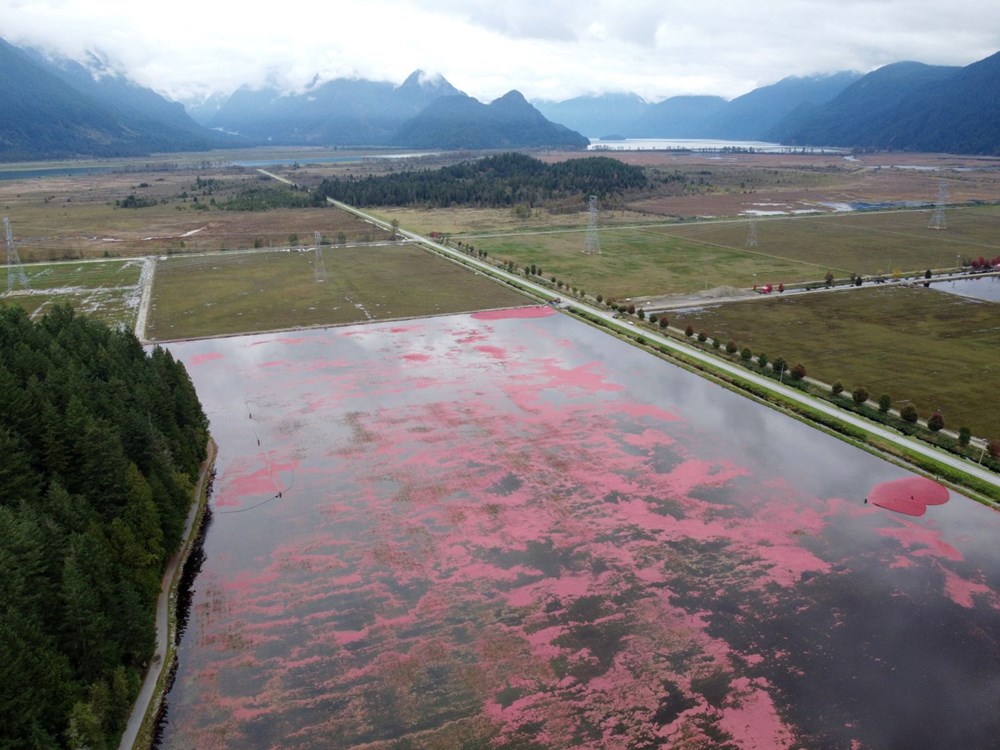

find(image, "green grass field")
[2,258,145,326]
[14,258,144,290]
[146,245,530,340]
[7,289,140,327]
[431,205,1000,299]
[470,226,815,298]
[668,286,1000,438]
[663,204,1000,277]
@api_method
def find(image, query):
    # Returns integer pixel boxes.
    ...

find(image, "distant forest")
[313,153,648,208]
[0,305,208,749]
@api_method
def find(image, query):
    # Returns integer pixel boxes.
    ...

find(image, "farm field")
[158,310,1000,750]
[663,204,1000,277]
[432,204,1000,299]
[463,224,817,298]
[4,151,1000,442]
[669,285,1000,438]
[0,165,389,262]
[372,205,658,236]
[2,258,146,325]
[147,244,529,340]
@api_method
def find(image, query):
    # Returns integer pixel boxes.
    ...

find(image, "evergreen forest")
[313,152,648,208]
[0,304,209,749]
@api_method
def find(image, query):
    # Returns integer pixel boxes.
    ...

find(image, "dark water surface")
[159,308,1000,749]
[932,275,1000,302]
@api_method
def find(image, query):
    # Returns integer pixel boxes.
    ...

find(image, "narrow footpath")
[118,439,217,750]
[133,256,155,343]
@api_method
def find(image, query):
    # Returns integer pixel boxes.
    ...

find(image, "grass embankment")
[669,286,1000,438]
[147,244,530,340]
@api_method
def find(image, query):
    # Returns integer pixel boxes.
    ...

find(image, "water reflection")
[932,275,1000,302]
[160,311,1000,749]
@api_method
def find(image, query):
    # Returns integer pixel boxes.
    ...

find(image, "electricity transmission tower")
[745,212,759,248]
[4,217,30,294]
[314,231,327,282]
[928,181,947,230]
[583,195,601,254]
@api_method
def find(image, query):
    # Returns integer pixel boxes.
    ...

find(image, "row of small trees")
[460,256,999,464]
[602,303,1000,464]
[492,258,589,299]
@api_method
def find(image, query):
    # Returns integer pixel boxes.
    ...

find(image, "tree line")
[0,304,209,749]
[312,152,648,208]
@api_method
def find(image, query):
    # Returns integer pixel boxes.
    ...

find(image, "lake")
[587,138,849,154]
[159,308,1000,749]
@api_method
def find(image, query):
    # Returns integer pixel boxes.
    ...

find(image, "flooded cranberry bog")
[162,307,1000,750]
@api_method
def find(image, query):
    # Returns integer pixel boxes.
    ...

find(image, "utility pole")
[745,212,758,248]
[928,181,947,230]
[314,231,327,283]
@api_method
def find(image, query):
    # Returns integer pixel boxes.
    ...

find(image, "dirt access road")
[118,439,216,750]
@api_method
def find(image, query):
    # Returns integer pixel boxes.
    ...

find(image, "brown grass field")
[0,163,391,263]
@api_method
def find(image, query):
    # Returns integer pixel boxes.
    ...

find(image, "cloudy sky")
[2,0,999,104]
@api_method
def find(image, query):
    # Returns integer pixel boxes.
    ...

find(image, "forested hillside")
[0,305,208,749]
[314,152,647,208]
[0,37,219,161]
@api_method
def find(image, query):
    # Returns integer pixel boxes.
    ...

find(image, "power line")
[4,217,31,294]
[745,212,759,248]
[928,181,947,230]
[314,231,327,282]
[583,195,601,254]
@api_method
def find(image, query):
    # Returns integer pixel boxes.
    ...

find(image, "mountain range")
[206,70,463,146]
[2,35,999,160]
[535,72,864,140]
[536,55,1000,154]
[777,53,1000,154]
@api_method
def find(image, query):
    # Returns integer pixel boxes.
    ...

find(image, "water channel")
[158,308,1000,749]
[932,274,1000,303]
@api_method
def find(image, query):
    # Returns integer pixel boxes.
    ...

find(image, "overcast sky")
[3,0,999,104]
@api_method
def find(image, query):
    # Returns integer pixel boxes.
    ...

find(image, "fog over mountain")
[0,38,230,161]
[207,70,463,146]
[3,0,1000,106]
[2,32,999,158]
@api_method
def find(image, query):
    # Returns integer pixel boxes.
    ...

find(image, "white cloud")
[2,0,999,103]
